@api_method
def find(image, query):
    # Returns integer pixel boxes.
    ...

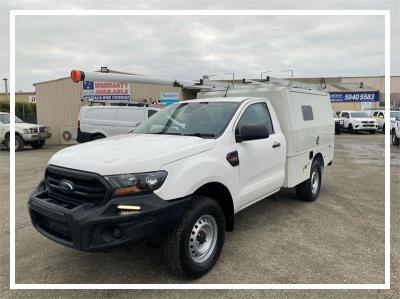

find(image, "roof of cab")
[182,97,256,103]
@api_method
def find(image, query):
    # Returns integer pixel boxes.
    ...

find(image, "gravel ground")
[0,133,399,298]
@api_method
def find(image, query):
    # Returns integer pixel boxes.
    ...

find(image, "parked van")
[77,105,160,142]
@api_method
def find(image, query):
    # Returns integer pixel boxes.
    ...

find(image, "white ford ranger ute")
[0,112,51,151]
[28,72,334,278]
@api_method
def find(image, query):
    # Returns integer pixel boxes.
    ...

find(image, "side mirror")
[236,125,269,142]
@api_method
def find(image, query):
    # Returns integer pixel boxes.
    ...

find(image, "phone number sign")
[329,91,379,103]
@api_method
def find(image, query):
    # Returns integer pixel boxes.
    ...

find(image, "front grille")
[31,128,38,133]
[362,121,374,124]
[45,166,110,207]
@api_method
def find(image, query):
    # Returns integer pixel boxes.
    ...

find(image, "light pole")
[282,69,294,83]
[261,71,271,79]
[225,73,235,85]
[3,77,8,102]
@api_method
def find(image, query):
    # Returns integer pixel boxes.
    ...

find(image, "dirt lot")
[0,133,399,298]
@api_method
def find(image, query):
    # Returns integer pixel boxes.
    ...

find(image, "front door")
[235,102,286,209]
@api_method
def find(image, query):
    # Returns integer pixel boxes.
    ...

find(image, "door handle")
[272,142,281,148]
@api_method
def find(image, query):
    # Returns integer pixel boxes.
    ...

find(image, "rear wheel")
[296,158,322,202]
[392,130,400,145]
[163,196,225,278]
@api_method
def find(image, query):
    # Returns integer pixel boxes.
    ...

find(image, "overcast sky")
[1,0,399,92]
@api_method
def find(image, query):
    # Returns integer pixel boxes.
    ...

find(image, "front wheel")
[296,158,322,202]
[163,196,225,279]
[5,135,24,151]
[31,140,45,149]
[348,124,354,134]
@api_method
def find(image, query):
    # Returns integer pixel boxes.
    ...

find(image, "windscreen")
[134,101,240,138]
[350,112,369,118]
[0,114,24,124]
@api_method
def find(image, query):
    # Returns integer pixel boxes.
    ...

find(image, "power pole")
[3,77,8,101]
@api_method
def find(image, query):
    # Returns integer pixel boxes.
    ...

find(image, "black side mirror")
[236,125,269,142]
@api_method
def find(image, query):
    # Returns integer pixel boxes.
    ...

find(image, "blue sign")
[329,91,379,103]
[160,92,179,105]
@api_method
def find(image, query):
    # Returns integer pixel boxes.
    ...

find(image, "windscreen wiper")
[184,133,216,138]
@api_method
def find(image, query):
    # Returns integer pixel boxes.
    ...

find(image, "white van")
[77,105,160,142]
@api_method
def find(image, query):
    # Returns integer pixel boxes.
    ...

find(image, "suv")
[0,112,51,151]
[77,105,160,142]
[339,110,378,134]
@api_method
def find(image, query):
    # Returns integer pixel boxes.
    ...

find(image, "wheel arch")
[193,182,235,232]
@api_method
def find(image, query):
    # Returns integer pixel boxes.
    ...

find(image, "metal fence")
[0,101,37,124]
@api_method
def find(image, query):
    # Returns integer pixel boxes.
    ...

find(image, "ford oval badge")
[59,180,74,193]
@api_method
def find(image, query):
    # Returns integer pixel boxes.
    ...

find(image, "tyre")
[369,130,376,134]
[348,124,354,134]
[335,128,342,135]
[382,124,385,133]
[392,130,400,146]
[163,196,226,279]
[31,140,45,149]
[92,134,105,141]
[296,158,322,202]
[6,134,24,151]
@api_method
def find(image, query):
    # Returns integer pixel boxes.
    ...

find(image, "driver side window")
[236,102,274,135]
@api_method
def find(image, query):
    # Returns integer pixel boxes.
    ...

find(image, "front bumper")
[353,124,377,131]
[28,181,189,251]
[22,132,51,142]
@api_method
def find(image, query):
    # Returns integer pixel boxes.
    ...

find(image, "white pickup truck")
[28,71,334,278]
[0,112,51,151]
[391,112,400,145]
[338,110,378,134]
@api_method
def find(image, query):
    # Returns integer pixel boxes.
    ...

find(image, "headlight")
[340,120,344,125]
[354,120,360,123]
[105,171,168,197]
[23,128,29,134]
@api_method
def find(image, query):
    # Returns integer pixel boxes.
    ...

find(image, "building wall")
[35,78,83,145]
[0,92,35,103]
[331,101,380,112]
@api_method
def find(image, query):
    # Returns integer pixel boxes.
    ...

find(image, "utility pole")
[225,73,235,85]
[261,71,271,79]
[3,77,8,101]
[282,69,294,84]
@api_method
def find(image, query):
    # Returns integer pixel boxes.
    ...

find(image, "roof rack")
[71,70,325,93]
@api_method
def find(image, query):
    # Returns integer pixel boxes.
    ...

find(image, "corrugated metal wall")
[35,78,83,145]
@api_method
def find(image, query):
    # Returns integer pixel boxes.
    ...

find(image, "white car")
[0,112,51,151]
[28,85,334,278]
[338,110,378,134]
[77,105,160,142]
[391,112,400,145]
[370,110,399,132]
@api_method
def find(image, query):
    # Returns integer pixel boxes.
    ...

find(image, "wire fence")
[0,100,37,124]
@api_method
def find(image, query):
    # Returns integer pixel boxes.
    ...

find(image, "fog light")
[112,227,123,239]
[117,205,141,216]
